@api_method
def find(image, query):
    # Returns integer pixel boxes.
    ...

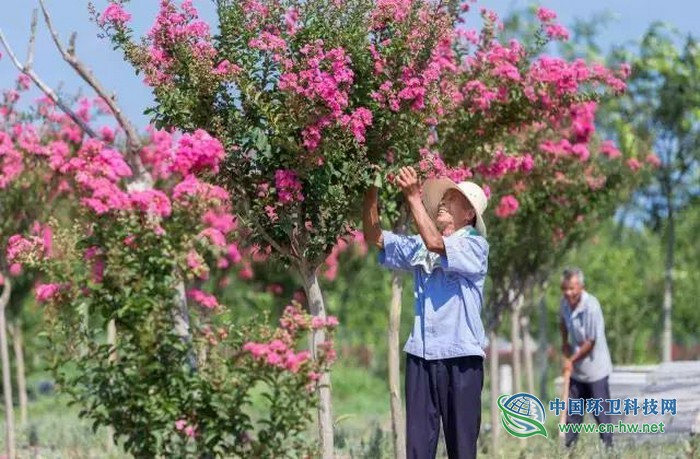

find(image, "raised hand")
[396,166,420,200]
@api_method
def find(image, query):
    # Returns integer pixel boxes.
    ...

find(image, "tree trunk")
[388,270,406,459]
[106,319,117,451]
[662,200,674,363]
[300,265,334,459]
[537,291,549,401]
[489,329,499,456]
[521,315,535,395]
[9,318,27,427]
[173,282,197,371]
[0,276,16,459]
[510,295,522,393]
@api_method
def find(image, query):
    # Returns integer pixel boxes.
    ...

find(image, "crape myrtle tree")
[2,3,338,458]
[0,69,63,459]
[97,1,634,457]
[99,0,462,455]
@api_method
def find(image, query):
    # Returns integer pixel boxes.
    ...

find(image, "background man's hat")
[422,178,488,237]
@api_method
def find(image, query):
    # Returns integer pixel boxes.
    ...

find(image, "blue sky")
[1,0,697,127]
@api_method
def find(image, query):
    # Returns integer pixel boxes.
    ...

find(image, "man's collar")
[442,225,478,238]
[568,291,589,315]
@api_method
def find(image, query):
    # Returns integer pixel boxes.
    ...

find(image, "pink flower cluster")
[99,3,132,28]
[274,169,304,204]
[371,0,413,30]
[278,40,370,151]
[175,419,197,438]
[495,195,519,218]
[599,140,622,159]
[187,289,220,310]
[535,7,569,41]
[0,132,23,188]
[35,283,66,303]
[243,339,312,373]
[6,234,45,264]
[475,151,536,179]
[323,231,368,281]
[135,0,230,86]
[140,129,225,180]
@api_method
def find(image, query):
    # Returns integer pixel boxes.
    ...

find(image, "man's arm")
[396,166,445,254]
[362,186,384,249]
[560,319,571,358]
[570,339,595,364]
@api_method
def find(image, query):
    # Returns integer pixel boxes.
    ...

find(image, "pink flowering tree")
[2,93,339,456]
[98,0,467,454]
[1,5,341,456]
[0,71,65,458]
[96,1,641,455]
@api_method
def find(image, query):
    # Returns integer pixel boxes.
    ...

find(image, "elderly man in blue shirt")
[363,166,489,459]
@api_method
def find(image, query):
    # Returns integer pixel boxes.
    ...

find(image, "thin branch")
[0,28,98,138]
[38,0,151,185]
[38,1,141,150]
[236,186,292,259]
[26,10,38,68]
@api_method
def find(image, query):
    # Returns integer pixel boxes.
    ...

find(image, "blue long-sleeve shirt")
[378,227,488,360]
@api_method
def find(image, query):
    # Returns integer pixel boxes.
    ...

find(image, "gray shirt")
[560,291,613,383]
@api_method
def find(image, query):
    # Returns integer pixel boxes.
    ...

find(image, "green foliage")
[19,208,329,458]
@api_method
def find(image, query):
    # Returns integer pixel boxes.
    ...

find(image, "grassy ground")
[1,363,697,458]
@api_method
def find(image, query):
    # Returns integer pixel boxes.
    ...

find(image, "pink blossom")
[35,283,63,302]
[274,169,304,204]
[202,211,236,234]
[340,107,373,143]
[645,154,662,168]
[187,289,220,309]
[243,342,267,358]
[249,32,288,52]
[184,425,196,438]
[172,175,229,203]
[599,140,621,159]
[311,316,326,329]
[175,419,187,431]
[571,143,590,162]
[627,158,642,171]
[536,7,557,23]
[545,24,570,41]
[264,205,279,222]
[186,249,208,279]
[16,74,31,91]
[227,244,242,264]
[284,8,300,35]
[239,264,254,280]
[285,350,311,373]
[495,195,520,219]
[100,3,132,27]
[212,59,241,76]
[199,228,227,247]
[6,234,39,263]
[520,154,535,173]
[129,190,172,217]
[170,130,225,176]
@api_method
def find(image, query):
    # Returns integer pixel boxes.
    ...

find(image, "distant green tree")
[603,24,700,362]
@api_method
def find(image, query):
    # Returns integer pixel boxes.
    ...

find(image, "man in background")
[560,267,614,448]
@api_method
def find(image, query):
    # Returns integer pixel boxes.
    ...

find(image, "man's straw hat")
[422,178,488,237]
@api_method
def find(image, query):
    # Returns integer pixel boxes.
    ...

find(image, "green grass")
[1,364,697,458]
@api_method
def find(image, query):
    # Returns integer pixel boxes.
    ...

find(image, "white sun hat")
[422,178,488,237]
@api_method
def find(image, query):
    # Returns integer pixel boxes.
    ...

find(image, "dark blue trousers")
[405,354,484,459]
[565,376,614,447]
